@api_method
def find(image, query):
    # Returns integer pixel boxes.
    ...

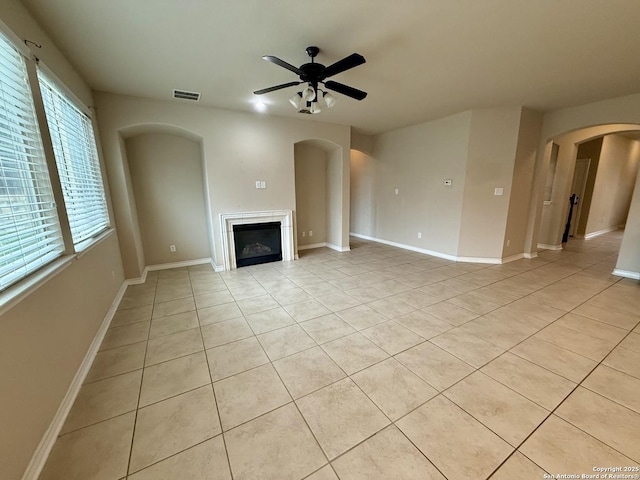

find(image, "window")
[38,72,109,247]
[0,34,64,291]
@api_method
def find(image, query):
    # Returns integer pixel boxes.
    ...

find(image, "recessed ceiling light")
[254,101,267,112]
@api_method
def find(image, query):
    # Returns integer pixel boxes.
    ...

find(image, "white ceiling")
[20,0,640,135]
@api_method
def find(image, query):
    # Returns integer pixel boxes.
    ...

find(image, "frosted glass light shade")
[302,85,316,102]
[289,92,303,108]
[323,91,336,108]
[310,101,321,114]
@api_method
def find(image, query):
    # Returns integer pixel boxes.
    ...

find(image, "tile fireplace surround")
[219,210,294,270]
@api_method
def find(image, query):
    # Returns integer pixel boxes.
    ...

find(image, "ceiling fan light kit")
[253,46,367,115]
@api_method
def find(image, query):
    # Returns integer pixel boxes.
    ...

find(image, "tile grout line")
[54,235,634,479]
[189,269,236,480]
[124,277,155,478]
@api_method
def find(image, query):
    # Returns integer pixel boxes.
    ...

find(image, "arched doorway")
[532,123,640,279]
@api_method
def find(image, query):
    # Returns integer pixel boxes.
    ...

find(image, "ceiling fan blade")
[323,53,365,78]
[262,55,303,76]
[324,80,367,100]
[253,81,302,95]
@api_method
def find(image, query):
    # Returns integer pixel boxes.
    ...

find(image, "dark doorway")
[233,222,282,267]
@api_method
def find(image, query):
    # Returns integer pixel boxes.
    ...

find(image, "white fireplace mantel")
[219,210,294,270]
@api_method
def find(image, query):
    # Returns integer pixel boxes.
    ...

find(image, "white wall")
[533,123,640,248]
[525,92,640,275]
[502,108,543,257]
[575,138,604,236]
[294,143,328,246]
[349,149,376,235]
[352,111,472,256]
[457,108,522,259]
[617,163,640,275]
[0,3,125,479]
[350,107,542,261]
[327,147,343,248]
[95,93,351,276]
[585,135,640,235]
[126,132,211,264]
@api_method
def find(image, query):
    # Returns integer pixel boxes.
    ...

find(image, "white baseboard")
[298,242,327,251]
[524,252,538,259]
[146,258,212,271]
[125,268,148,285]
[350,232,459,261]
[501,253,525,263]
[584,226,620,239]
[125,258,213,284]
[455,256,503,264]
[350,232,536,264]
[327,243,351,253]
[298,242,350,253]
[21,282,128,480]
[537,243,563,251]
[612,269,640,280]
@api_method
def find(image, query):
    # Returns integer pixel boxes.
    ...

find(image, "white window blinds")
[0,34,64,291]
[38,72,109,247]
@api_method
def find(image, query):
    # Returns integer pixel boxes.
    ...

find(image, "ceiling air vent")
[173,89,201,101]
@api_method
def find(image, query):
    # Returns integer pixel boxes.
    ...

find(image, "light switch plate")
[255,181,261,189]
[261,181,266,189]
[494,187,504,196]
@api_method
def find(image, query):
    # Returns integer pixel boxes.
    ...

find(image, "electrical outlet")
[309,230,313,237]
[418,232,422,239]
[255,181,261,189]
[301,231,306,237]
[169,244,176,252]
[260,180,266,189]
[394,187,399,195]
[444,179,452,186]
[494,187,504,196]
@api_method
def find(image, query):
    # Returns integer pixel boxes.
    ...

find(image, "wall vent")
[173,89,201,101]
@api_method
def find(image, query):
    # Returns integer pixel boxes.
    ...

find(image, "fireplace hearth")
[233,222,283,267]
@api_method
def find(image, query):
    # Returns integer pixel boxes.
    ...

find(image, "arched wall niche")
[112,123,214,277]
[94,92,353,276]
[349,148,377,238]
[294,138,348,254]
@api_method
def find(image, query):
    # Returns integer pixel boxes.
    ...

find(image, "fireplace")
[219,210,294,270]
[233,222,283,267]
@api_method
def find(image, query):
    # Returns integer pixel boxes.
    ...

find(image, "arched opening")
[116,124,215,276]
[534,123,640,278]
[294,139,344,254]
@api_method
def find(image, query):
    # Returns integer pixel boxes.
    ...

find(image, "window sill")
[75,228,116,259]
[0,255,75,317]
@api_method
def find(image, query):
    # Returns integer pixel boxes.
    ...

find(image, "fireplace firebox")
[233,222,283,267]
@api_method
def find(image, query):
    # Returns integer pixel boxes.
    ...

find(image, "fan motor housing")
[299,62,326,83]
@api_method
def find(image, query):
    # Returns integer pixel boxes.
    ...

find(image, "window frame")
[0,30,66,293]
[37,67,110,250]
[0,23,114,310]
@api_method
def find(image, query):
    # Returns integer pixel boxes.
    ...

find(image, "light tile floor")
[40,231,640,479]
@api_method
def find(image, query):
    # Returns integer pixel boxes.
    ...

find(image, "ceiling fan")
[253,46,367,114]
